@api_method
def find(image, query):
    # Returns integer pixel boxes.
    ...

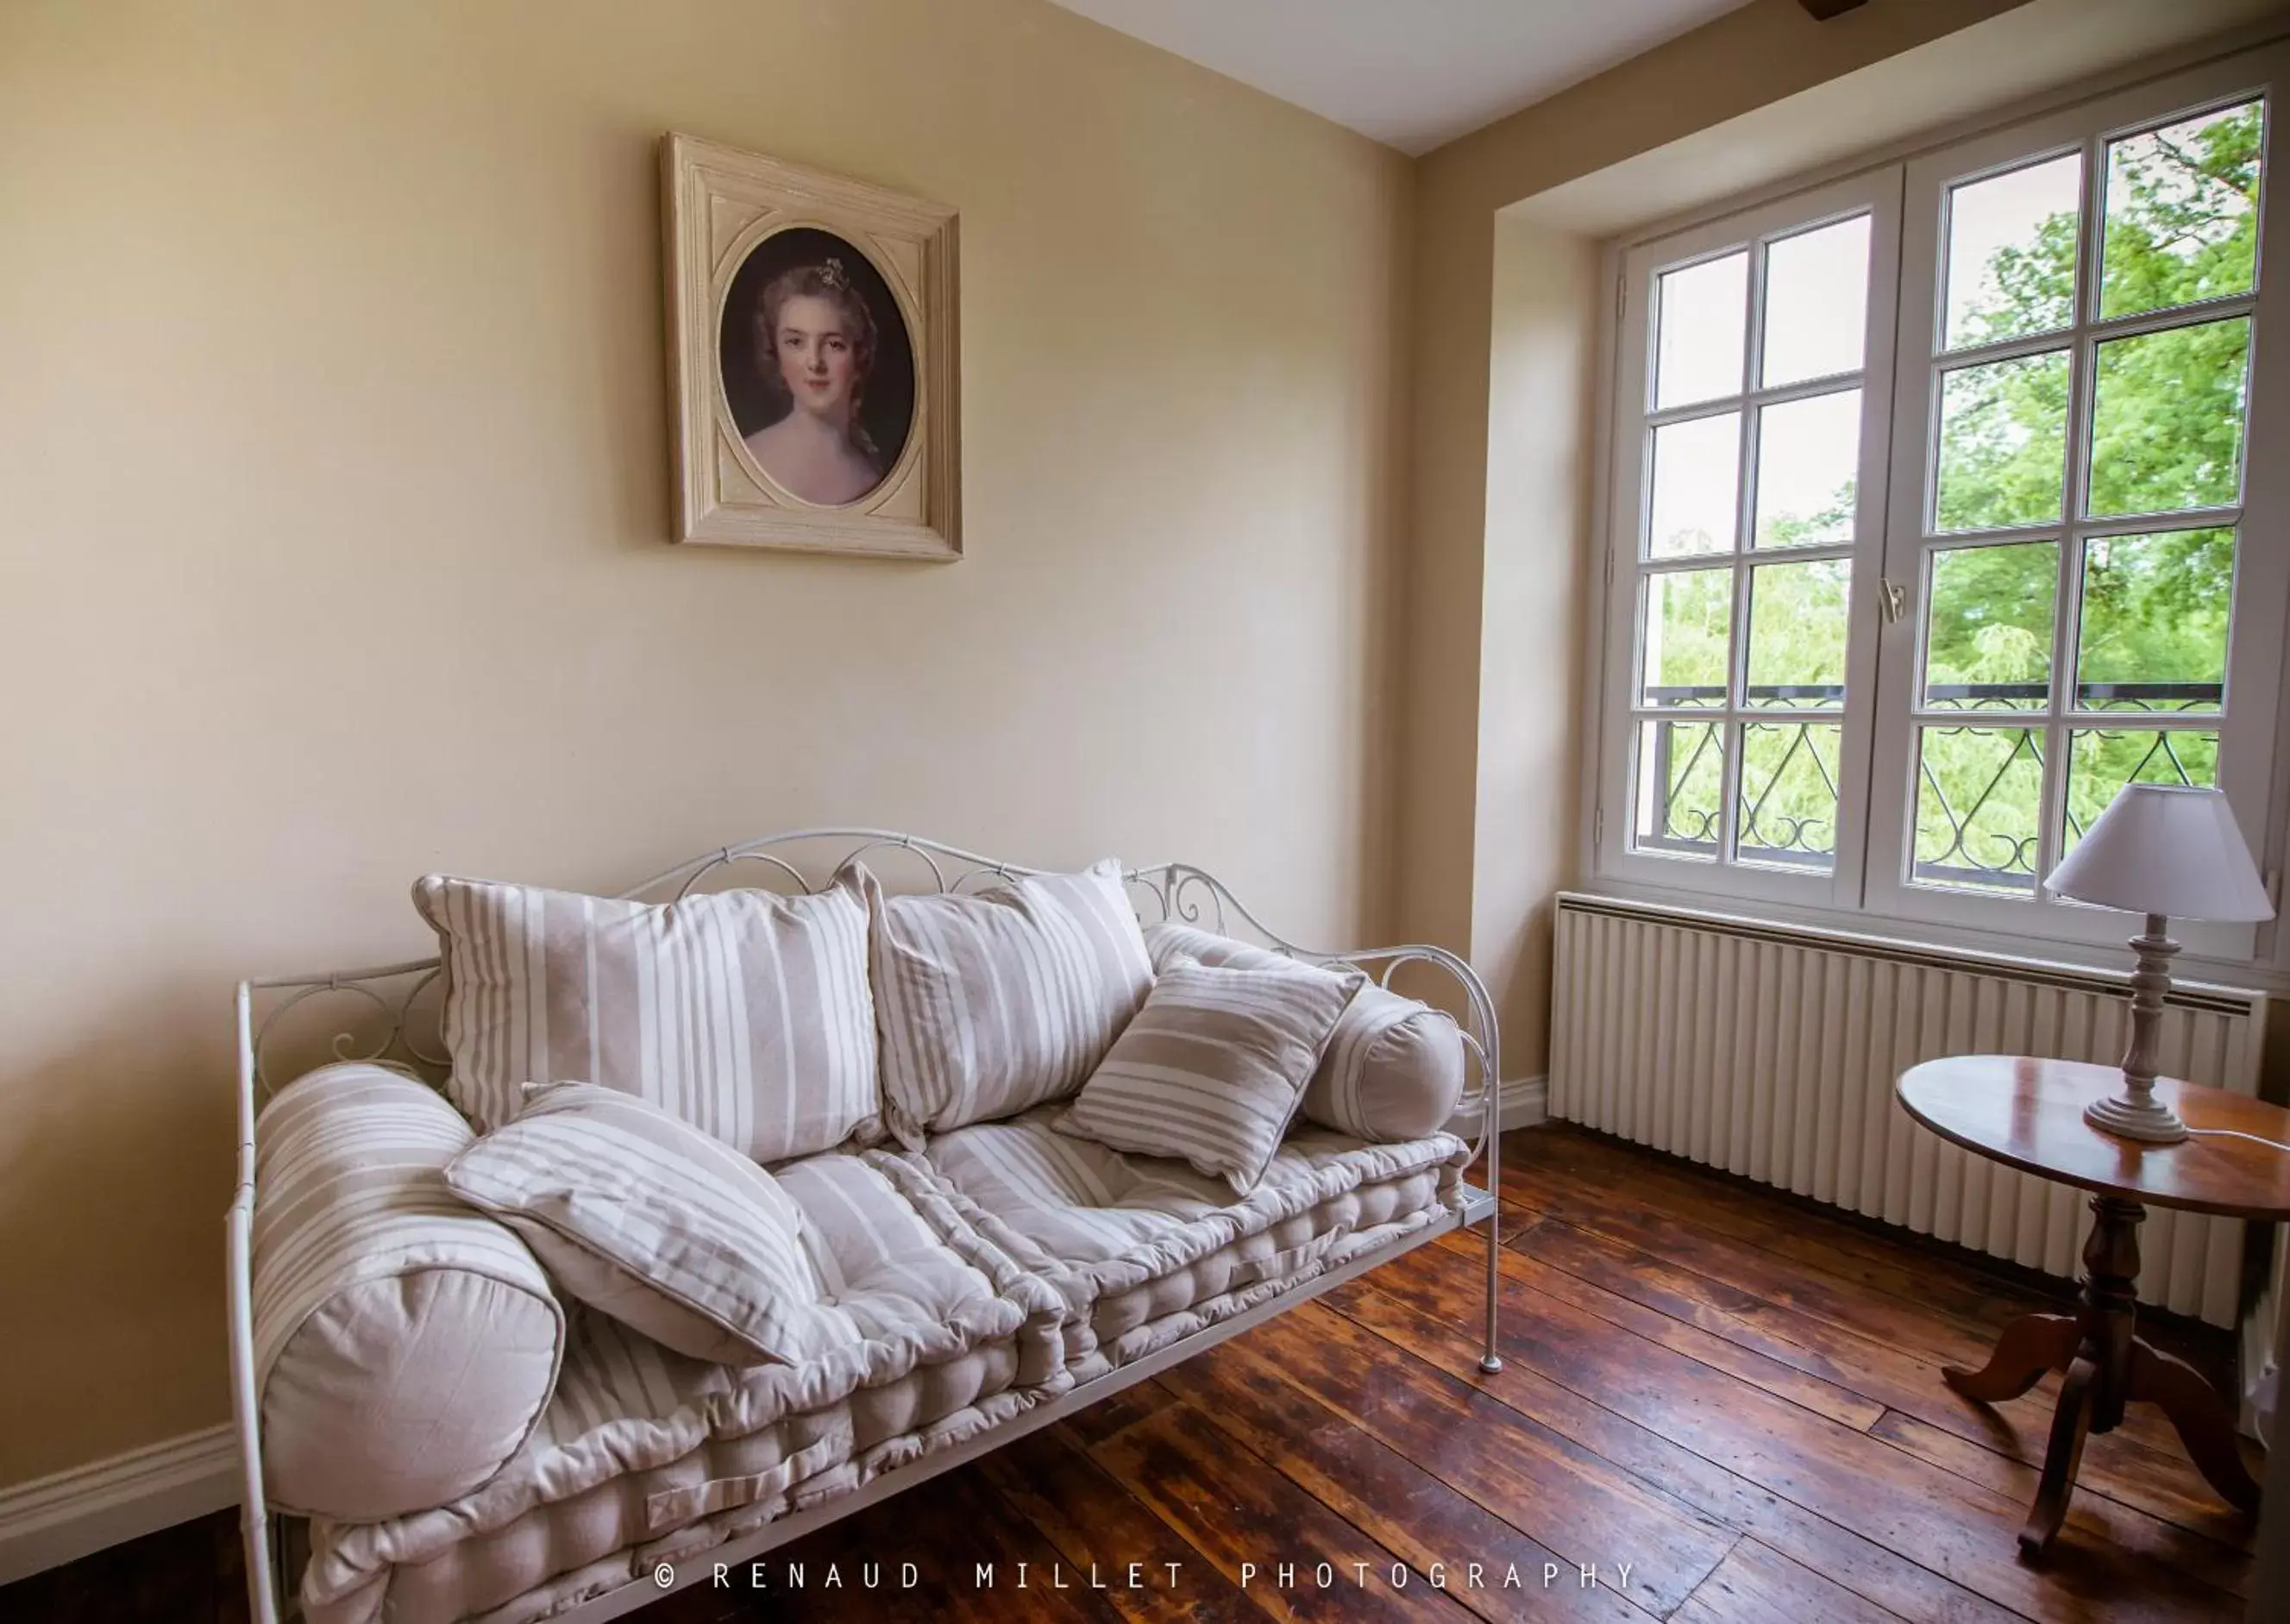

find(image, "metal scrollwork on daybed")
[227,829,1504,1624]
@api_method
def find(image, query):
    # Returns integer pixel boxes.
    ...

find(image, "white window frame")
[1865,53,2289,958]
[1596,171,1903,911]
[1589,44,2290,966]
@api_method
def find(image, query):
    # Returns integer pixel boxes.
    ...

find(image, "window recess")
[1595,47,2290,959]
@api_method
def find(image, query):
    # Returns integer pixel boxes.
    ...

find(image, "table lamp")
[2044,784,2275,1144]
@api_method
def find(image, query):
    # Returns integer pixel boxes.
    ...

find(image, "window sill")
[1566,874,2286,998]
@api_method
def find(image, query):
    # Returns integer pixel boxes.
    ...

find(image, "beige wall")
[1395,0,2048,1073]
[1467,220,1598,1068]
[0,0,1412,1485]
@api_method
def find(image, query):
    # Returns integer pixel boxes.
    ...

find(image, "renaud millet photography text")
[669,1554,1640,1596]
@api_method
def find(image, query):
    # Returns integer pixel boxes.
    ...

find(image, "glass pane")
[1648,412,1741,557]
[1736,722,1839,873]
[1914,725,2045,893]
[1923,541,2057,711]
[1935,349,2069,532]
[2074,529,2234,713]
[1762,216,1870,386]
[1943,153,2082,350]
[2100,99,2264,321]
[2062,728,2219,857]
[1632,719,1723,861]
[1656,252,1747,409]
[1754,389,1859,549]
[1641,568,1735,708]
[1744,559,1849,707]
[2088,317,2249,517]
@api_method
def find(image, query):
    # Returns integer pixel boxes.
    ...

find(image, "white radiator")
[1549,893,2270,1326]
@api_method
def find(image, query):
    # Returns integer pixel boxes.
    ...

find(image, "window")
[1597,50,2288,954]
[1603,171,1901,909]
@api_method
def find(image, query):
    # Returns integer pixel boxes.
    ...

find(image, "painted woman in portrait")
[742,258,886,506]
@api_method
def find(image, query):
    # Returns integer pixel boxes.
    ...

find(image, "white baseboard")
[0,1423,237,1587]
[1503,1075,1549,1131]
[1447,1075,1547,1139]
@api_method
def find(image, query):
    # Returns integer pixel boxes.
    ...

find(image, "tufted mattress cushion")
[298,1150,1067,1624]
[918,1107,1469,1374]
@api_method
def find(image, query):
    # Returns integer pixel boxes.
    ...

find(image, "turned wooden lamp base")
[1942,1193,2258,1558]
[2080,1089,2190,1144]
[2078,917,2192,1145]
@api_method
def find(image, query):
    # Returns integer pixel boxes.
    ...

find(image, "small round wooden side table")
[1895,1055,2290,1558]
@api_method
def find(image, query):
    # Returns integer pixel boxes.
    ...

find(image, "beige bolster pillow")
[1143,923,1465,1142]
[250,1063,564,1521]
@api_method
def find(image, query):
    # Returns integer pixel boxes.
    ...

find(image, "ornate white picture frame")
[662,134,960,560]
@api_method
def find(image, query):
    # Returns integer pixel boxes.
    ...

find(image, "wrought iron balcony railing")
[1639,680,2223,888]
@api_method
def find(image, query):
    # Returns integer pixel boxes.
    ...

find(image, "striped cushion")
[447,1083,822,1366]
[253,1063,565,1521]
[413,871,878,1163]
[1055,956,1363,1194]
[1144,923,1466,1141]
[863,859,1154,1146]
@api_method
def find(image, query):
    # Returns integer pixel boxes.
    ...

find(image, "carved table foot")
[2018,1353,2099,1558]
[2128,1340,2262,1514]
[1943,1312,2079,1403]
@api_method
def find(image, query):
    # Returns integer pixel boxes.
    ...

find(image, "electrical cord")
[2185,1126,2290,1153]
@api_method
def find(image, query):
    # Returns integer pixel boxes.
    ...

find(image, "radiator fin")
[1551,898,2264,1326]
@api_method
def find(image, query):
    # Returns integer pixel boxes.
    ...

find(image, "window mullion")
[1932,507,2243,549]
[1718,542,1754,864]
[1738,243,1768,565]
[1723,239,1768,868]
[2032,540,2086,889]
[1715,712,1747,868]
[1647,370,1865,427]
[2032,135,2110,893]
[2087,291,2259,342]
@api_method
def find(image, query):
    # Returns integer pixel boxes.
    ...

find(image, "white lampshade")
[2045,785,2275,922]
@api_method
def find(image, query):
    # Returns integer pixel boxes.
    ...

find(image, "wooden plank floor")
[2,1124,2260,1623]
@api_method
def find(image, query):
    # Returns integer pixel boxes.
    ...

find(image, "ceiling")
[1049,0,1759,155]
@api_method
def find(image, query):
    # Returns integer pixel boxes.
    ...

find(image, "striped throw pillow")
[413,870,878,1163]
[1144,923,1466,1141]
[1055,956,1364,1194]
[863,860,1154,1146]
[446,1083,824,1367]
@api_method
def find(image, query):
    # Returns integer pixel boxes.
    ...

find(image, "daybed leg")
[238,1485,281,1624]
[1478,1080,1503,1376]
[1478,1235,1503,1372]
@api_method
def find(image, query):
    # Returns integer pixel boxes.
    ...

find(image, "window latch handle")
[1879,578,1907,624]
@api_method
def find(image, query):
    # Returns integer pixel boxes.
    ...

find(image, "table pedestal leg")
[1942,1194,2260,1558]
[2023,1196,2140,1555]
[2126,1340,2262,1513]
[2020,1354,2098,1557]
[1942,1312,2080,1402]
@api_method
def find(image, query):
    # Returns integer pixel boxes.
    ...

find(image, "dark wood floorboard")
[0,1124,2259,1623]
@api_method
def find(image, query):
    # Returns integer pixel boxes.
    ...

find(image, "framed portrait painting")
[662,134,960,559]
